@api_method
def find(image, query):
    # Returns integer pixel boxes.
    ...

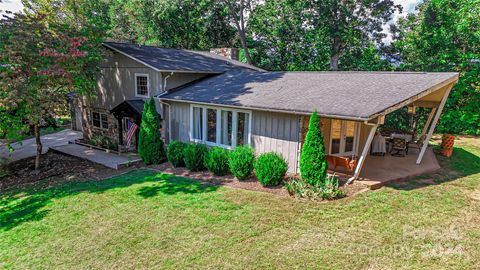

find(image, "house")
[76,42,458,185]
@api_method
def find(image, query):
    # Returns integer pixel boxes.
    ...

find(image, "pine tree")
[138,97,166,164]
[300,111,327,186]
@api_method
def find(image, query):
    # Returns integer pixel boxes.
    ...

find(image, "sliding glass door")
[330,119,359,156]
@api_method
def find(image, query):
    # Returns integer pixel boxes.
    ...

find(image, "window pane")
[220,110,232,146]
[207,108,217,143]
[136,76,148,96]
[101,114,109,129]
[92,112,100,127]
[192,107,203,140]
[344,121,355,152]
[331,119,341,154]
[236,112,249,146]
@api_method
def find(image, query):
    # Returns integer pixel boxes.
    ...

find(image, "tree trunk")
[238,28,252,65]
[34,125,42,171]
[330,54,339,71]
[330,36,343,71]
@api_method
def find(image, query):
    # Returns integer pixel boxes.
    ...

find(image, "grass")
[1,138,480,269]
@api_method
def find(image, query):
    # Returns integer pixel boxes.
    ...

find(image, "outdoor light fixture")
[407,105,417,114]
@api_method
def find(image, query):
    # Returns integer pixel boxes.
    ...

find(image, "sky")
[1,0,422,42]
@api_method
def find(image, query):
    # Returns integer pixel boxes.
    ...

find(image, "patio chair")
[407,135,426,154]
[391,138,407,157]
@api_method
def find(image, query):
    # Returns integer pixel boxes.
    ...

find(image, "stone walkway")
[0,129,83,163]
[51,144,142,169]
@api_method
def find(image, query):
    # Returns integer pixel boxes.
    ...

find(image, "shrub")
[254,152,288,186]
[299,111,327,186]
[204,147,230,176]
[285,174,345,200]
[138,97,166,165]
[228,146,255,180]
[183,143,207,171]
[167,141,186,167]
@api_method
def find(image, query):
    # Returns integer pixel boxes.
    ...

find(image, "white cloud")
[383,0,423,44]
[0,0,24,16]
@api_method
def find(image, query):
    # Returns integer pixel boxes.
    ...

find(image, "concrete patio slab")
[331,148,441,189]
[358,148,440,189]
[0,129,83,163]
[51,144,142,169]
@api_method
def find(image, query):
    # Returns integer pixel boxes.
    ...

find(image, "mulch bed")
[0,151,141,192]
[1,151,368,199]
[149,163,369,198]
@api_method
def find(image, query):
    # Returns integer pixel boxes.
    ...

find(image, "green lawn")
[1,138,479,269]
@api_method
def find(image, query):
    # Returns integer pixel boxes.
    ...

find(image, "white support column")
[347,124,378,184]
[420,107,437,139]
[416,86,453,165]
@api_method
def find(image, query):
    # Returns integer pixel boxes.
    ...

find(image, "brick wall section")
[209,48,239,61]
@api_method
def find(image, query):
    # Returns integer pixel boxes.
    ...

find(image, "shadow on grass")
[387,146,480,191]
[0,170,218,231]
[137,174,218,198]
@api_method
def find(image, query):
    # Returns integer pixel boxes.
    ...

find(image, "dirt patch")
[149,162,368,198]
[0,151,141,192]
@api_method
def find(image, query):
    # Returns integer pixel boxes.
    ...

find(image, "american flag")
[126,119,138,148]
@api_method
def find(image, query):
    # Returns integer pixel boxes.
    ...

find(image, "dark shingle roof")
[160,71,458,120]
[103,42,262,73]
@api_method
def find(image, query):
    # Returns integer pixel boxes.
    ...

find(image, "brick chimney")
[209,48,240,61]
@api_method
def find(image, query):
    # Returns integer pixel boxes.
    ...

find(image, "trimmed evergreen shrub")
[299,111,327,186]
[183,143,207,171]
[204,147,230,176]
[254,152,288,186]
[167,140,186,167]
[138,97,166,165]
[228,146,255,180]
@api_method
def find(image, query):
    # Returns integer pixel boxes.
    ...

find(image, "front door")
[330,119,359,156]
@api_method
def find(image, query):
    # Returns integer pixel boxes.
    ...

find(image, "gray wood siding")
[251,111,300,173]
[91,53,160,110]
[167,102,302,173]
[169,101,191,142]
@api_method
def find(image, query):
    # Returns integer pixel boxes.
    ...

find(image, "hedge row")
[166,142,288,186]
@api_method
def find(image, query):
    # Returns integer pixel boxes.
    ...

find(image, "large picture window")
[190,105,251,148]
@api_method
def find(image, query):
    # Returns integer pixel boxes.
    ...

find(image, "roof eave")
[367,74,459,121]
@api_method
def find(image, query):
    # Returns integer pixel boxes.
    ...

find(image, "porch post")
[416,85,453,165]
[117,116,123,146]
[420,107,437,139]
[347,123,378,184]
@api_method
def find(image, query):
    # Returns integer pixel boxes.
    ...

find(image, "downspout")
[159,72,173,144]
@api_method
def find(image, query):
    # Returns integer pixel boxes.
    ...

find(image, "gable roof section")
[160,71,458,120]
[103,42,263,73]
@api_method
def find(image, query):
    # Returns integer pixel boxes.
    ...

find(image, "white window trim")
[189,104,252,149]
[328,119,360,157]
[134,73,150,98]
[91,111,109,130]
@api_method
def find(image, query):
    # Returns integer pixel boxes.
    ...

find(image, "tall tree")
[310,0,400,70]
[221,0,259,65]
[391,0,480,135]
[249,0,313,71]
[0,12,103,170]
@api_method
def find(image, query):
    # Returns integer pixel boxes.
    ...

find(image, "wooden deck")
[333,147,440,189]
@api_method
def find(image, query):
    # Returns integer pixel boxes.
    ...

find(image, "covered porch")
[352,148,439,189]
[339,73,459,187]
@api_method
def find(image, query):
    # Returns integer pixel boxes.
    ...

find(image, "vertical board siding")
[251,111,300,173]
[169,102,190,142]
[167,103,302,173]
